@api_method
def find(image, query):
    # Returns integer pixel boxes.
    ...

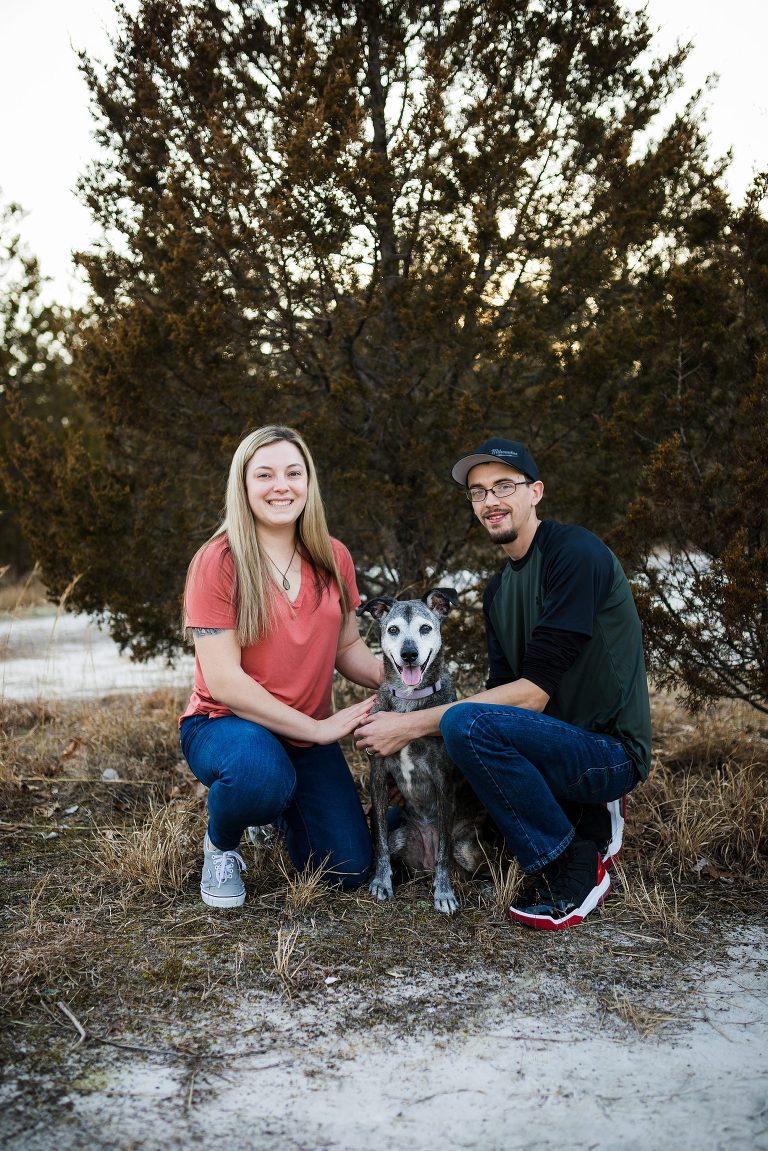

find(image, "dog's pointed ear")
[423,588,459,617]
[357,596,396,621]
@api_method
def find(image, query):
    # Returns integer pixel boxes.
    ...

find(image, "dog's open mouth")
[396,660,430,688]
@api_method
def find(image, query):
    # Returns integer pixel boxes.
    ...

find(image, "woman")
[180,425,383,908]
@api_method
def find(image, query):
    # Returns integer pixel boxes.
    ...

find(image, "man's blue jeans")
[439,703,639,874]
[180,714,372,890]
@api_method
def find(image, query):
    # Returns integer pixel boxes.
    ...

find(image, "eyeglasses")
[466,479,531,502]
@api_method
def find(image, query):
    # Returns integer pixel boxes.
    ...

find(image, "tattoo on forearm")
[192,627,225,636]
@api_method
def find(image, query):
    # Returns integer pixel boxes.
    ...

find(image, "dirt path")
[2,612,767,1149]
[3,925,766,1151]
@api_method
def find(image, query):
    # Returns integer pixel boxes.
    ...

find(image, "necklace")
[264,543,298,590]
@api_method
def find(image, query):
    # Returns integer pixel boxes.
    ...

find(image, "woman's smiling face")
[245,440,308,529]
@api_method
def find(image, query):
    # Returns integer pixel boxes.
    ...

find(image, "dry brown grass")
[479,847,523,918]
[0,688,192,799]
[638,761,768,878]
[611,861,694,936]
[277,853,334,914]
[628,697,768,882]
[272,923,308,989]
[0,565,49,612]
[0,687,766,1030]
[87,801,204,894]
[0,921,110,1018]
[598,985,681,1037]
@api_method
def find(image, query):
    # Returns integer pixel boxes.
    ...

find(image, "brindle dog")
[357,589,485,914]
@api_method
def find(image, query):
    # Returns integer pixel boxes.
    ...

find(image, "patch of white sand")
[0,611,193,701]
[5,928,765,1151]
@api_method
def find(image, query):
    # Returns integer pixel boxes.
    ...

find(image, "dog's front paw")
[434,889,458,915]
[369,874,394,902]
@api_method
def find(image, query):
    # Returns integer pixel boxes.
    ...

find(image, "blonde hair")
[185,425,350,647]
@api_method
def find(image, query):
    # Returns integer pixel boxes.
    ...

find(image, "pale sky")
[1,0,767,306]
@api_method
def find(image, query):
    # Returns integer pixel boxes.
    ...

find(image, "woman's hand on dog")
[316,696,377,744]
[354,705,445,758]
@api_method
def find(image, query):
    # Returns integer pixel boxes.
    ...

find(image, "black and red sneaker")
[509,837,611,931]
[601,796,626,869]
[562,797,627,870]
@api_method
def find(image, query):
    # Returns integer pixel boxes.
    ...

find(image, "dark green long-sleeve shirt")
[483,520,652,779]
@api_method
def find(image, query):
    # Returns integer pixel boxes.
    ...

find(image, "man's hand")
[354,706,443,758]
[354,679,549,757]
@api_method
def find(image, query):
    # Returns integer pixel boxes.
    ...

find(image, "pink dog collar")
[387,678,443,700]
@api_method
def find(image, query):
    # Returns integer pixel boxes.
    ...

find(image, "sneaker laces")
[514,842,597,911]
[516,871,545,906]
[539,844,598,908]
[212,847,247,887]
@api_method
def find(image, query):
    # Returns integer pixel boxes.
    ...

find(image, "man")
[355,437,651,929]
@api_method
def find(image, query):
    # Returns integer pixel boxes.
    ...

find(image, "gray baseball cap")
[451,438,541,486]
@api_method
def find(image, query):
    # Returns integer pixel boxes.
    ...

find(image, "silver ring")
[365,748,374,757]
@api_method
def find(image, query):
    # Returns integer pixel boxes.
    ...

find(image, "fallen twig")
[90,1035,195,1058]
[19,776,165,786]
[492,1033,589,1043]
[57,1000,86,1048]
[186,1070,196,1110]
[159,915,214,933]
[0,821,102,832]
[407,1088,486,1106]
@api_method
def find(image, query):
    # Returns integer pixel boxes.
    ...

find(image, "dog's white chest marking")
[395,745,418,793]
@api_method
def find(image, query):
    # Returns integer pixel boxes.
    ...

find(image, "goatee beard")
[487,525,518,545]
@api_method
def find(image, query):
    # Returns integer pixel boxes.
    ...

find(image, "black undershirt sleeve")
[483,572,515,688]
[485,623,516,689]
[520,625,590,698]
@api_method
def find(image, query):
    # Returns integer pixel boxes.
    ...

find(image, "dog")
[357,588,486,914]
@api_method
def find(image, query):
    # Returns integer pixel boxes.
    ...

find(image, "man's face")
[467,461,541,547]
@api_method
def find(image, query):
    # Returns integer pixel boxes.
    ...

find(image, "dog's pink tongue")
[400,665,423,687]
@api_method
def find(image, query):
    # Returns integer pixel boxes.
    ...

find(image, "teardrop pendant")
[264,542,298,592]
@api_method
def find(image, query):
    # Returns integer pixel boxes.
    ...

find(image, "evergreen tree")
[610,178,768,713]
[0,202,76,574]
[11,0,725,656]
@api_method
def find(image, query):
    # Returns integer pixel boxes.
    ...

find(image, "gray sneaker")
[200,834,247,908]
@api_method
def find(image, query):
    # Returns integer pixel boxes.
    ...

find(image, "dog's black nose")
[400,641,419,664]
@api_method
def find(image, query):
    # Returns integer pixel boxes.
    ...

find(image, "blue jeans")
[439,703,639,874]
[180,714,372,891]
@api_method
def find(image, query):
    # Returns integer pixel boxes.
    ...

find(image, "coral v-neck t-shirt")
[181,534,361,732]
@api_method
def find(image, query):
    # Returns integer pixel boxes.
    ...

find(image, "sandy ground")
[2,612,767,1150]
[4,925,767,1151]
